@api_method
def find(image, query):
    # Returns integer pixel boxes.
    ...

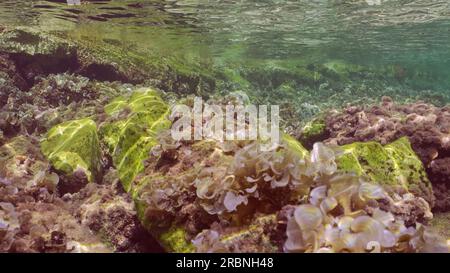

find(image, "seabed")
[0,1,449,253]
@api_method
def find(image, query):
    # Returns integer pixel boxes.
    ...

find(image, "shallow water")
[1,0,450,109]
[1,1,450,254]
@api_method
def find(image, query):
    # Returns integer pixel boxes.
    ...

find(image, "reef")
[41,118,103,193]
[336,137,433,205]
[0,26,449,253]
[0,27,215,94]
[323,97,450,211]
[31,86,447,253]
[216,59,450,128]
[136,134,445,253]
[99,88,171,191]
[0,136,162,253]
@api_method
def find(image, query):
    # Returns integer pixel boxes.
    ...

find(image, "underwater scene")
[0,0,449,253]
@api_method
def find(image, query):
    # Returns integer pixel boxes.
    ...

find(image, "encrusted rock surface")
[336,137,434,205]
[324,97,450,211]
[0,136,162,252]
[41,118,103,193]
[99,88,171,191]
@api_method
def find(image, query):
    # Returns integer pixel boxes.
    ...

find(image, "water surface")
[1,0,450,113]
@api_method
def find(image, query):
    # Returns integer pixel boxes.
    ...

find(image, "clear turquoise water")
[1,1,450,111]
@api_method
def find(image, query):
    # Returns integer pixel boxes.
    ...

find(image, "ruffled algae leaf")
[41,118,102,183]
[131,134,310,252]
[100,88,171,192]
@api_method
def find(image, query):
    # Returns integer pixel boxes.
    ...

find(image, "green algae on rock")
[0,27,216,94]
[100,89,171,192]
[130,134,312,252]
[0,28,75,58]
[297,117,328,149]
[41,118,102,185]
[336,137,433,204]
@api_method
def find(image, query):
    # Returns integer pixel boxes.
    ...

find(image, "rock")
[192,214,279,253]
[75,178,163,253]
[336,137,434,204]
[431,212,450,241]
[0,53,27,90]
[131,135,311,252]
[0,28,74,57]
[41,118,102,193]
[0,28,78,85]
[0,136,56,193]
[324,99,450,211]
[0,72,129,137]
[99,88,171,192]
[297,117,329,149]
[0,27,216,94]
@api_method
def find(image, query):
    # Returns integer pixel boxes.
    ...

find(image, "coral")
[99,88,171,192]
[324,98,450,211]
[41,118,102,193]
[335,137,434,205]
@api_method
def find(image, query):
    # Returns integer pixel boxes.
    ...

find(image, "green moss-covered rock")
[159,226,196,253]
[336,137,433,203]
[131,136,309,253]
[41,118,102,183]
[100,88,171,192]
[298,117,328,149]
[384,137,434,202]
[130,140,219,252]
[283,134,310,159]
[0,28,74,57]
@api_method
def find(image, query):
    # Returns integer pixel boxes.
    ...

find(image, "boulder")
[99,89,170,192]
[41,118,102,192]
[131,135,310,252]
[336,137,434,204]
